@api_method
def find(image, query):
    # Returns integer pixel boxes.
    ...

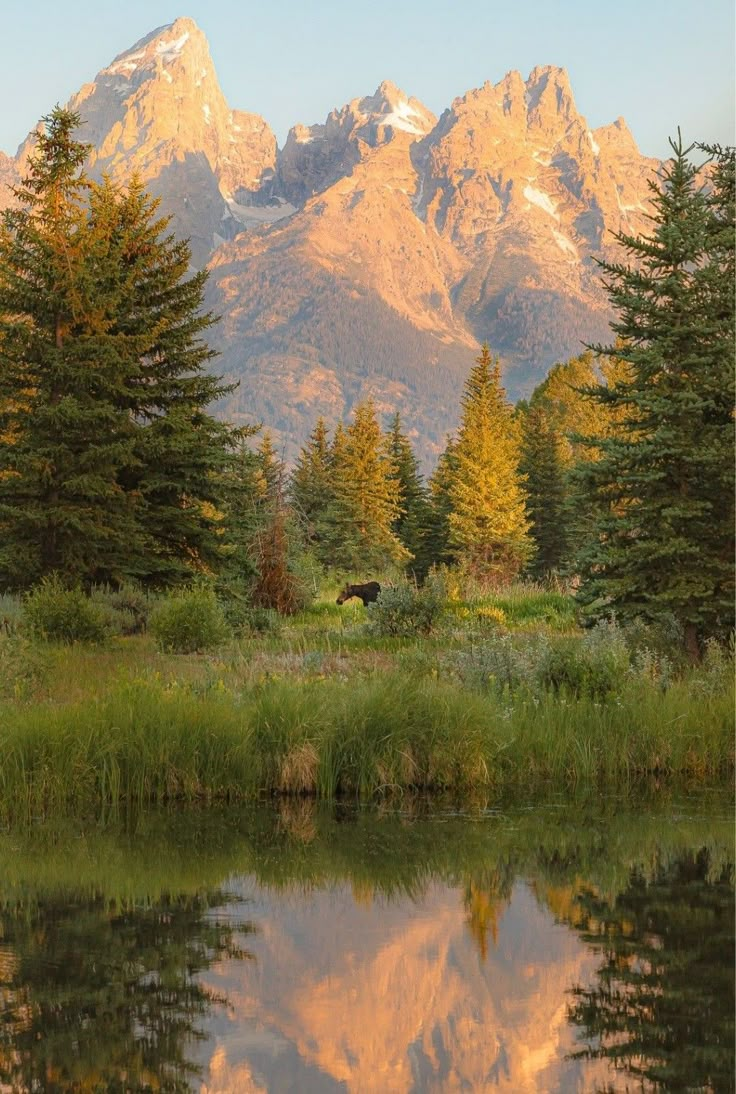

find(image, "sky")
[2,0,734,158]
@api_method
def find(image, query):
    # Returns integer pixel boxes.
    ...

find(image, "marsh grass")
[0,583,732,819]
[0,662,731,821]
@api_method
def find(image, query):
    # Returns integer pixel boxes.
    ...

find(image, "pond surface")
[0,792,732,1092]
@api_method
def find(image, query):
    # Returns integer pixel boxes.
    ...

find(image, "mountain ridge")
[1,18,660,465]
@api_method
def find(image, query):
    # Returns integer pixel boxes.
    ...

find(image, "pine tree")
[386,413,431,576]
[575,135,735,657]
[289,418,333,550]
[0,109,140,586]
[255,432,284,503]
[215,429,263,600]
[322,401,406,572]
[0,110,236,589]
[102,176,237,585]
[422,437,458,572]
[447,346,532,583]
[519,406,568,580]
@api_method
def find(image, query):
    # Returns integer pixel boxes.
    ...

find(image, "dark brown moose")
[336,581,382,606]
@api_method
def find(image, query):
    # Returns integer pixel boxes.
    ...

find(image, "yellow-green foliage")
[447,346,532,582]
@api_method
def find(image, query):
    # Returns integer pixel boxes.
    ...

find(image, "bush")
[451,634,543,694]
[366,578,444,638]
[537,620,630,699]
[244,606,282,636]
[23,577,108,644]
[149,586,231,653]
[90,582,155,636]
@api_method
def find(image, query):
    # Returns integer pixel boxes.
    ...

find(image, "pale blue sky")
[2,0,734,158]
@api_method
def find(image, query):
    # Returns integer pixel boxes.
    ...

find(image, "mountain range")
[1,17,660,464]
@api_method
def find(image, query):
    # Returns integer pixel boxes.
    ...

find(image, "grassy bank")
[0,587,732,820]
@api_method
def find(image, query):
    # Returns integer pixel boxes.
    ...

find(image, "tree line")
[0,112,732,657]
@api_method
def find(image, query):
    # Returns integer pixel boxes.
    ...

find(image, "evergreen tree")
[447,346,532,583]
[0,109,139,586]
[386,413,431,576]
[322,401,406,572]
[530,351,606,466]
[215,428,263,600]
[255,431,284,503]
[0,109,237,589]
[574,135,735,657]
[289,417,333,550]
[419,437,458,575]
[519,406,568,580]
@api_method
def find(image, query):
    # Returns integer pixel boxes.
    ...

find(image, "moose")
[336,581,382,606]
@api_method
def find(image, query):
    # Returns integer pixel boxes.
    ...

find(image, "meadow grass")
[0,663,731,822]
[0,583,732,819]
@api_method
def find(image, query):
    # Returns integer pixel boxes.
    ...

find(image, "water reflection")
[0,888,254,1092]
[566,848,735,1092]
[0,796,730,1092]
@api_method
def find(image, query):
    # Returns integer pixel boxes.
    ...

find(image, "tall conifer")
[289,418,333,550]
[519,406,568,579]
[447,346,531,583]
[575,136,735,656]
[322,401,406,572]
[0,110,236,589]
[386,413,431,575]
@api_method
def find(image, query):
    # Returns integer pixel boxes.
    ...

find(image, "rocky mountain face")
[2,18,659,464]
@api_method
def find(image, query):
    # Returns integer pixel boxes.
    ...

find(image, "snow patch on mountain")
[523,184,559,220]
[155,31,190,58]
[553,228,578,258]
[378,98,425,136]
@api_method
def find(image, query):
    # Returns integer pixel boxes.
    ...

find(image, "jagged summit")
[353,81,436,136]
[39,15,278,265]
[106,16,202,72]
[276,81,436,205]
[2,18,660,463]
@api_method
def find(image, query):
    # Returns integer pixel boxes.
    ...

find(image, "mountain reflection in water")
[0,795,731,1093]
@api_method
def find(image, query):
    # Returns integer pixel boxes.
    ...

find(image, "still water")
[0,793,732,1092]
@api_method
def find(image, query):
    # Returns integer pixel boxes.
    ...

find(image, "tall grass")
[0,665,731,821]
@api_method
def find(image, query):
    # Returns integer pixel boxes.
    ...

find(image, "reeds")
[0,666,731,821]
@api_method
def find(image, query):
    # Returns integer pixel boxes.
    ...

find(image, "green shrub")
[366,578,444,638]
[537,620,630,699]
[89,582,155,636]
[23,577,108,644]
[149,586,231,653]
[244,606,283,636]
[690,637,735,698]
[452,635,543,694]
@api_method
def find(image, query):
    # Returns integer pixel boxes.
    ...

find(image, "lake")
[0,791,732,1092]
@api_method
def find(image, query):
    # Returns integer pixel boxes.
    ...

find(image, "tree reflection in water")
[565,849,734,1092]
[0,890,254,1093]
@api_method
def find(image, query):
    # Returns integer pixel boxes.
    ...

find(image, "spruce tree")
[0,109,140,586]
[447,346,532,583]
[254,432,284,503]
[575,135,735,656]
[519,406,568,580]
[289,418,333,550]
[100,176,236,585]
[0,109,237,589]
[423,438,458,572]
[386,413,431,576]
[322,401,406,572]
